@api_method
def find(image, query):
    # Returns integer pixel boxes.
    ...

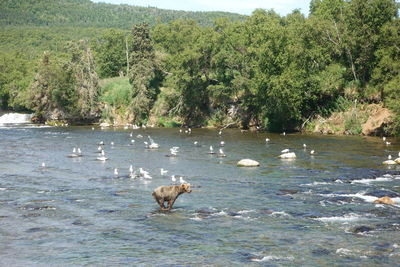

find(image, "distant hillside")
[0,0,245,28]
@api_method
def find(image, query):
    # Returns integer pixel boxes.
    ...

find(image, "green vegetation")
[0,0,399,135]
[0,0,244,28]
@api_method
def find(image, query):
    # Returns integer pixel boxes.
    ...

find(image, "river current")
[0,125,399,266]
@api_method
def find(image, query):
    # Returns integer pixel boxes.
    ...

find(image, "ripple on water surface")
[0,126,399,265]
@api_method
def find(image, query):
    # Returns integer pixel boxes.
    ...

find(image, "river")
[0,125,399,266]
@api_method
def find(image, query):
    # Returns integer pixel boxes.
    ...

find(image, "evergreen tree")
[129,23,162,124]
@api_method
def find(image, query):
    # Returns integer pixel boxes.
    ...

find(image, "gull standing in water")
[97,150,108,161]
[171,175,177,184]
[218,148,226,157]
[383,155,396,165]
[129,165,136,178]
[220,141,225,147]
[161,168,168,175]
[147,136,160,149]
[114,168,119,177]
[179,176,188,184]
[168,147,179,157]
[208,145,215,154]
[394,152,400,164]
[68,147,79,158]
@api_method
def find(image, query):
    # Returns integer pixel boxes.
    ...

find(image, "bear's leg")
[155,197,166,209]
[166,199,175,210]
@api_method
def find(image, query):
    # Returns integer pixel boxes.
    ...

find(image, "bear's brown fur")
[373,196,395,205]
[152,184,192,210]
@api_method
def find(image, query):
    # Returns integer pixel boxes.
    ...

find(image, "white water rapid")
[0,113,33,124]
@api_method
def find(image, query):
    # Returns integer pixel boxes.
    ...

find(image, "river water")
[0,125,399,266]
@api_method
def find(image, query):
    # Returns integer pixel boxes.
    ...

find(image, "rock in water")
[279,152,296,159]
[373,196,395,205]
[237,159,260,167]
[99,122,110,127]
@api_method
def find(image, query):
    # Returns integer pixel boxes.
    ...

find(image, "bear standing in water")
[152,184,192,210]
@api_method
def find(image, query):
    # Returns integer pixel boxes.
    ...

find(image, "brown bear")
[152,184,192,211]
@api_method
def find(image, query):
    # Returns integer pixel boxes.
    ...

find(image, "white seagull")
[179,176,188,184]
[281,148,290,153]
[208,145,215,154]
[161,168,168,175]
[171,175,177,184]
[383,155,396,165]
[68,147,79,158]
[218,148,226,157]
[147,136,160,149]
[96,150,108,161]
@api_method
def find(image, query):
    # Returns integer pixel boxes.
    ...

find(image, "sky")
[91,0,310,16]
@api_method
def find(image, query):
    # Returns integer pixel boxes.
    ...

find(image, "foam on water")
[251,255,295,262]
[302,181,332,186]
[237,209,255,214]
[1,127,400,266]
[351,177,394,185]
[321,191,379,203]
[270,211,290,217]
[316,213,366,223]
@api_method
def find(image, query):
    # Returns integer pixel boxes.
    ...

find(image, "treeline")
[0,0,245,28]
[1,0,399,134]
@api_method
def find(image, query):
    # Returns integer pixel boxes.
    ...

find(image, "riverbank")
[1,101,397,137]
[304,103,393,136]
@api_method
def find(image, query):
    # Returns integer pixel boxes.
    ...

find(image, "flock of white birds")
[38,127,399,176]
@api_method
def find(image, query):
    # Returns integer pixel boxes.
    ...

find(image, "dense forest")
[0,0,399,135]
[0,0,244,28]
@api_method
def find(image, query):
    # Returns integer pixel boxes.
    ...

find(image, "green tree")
[372,18,400,134]
[29,52,73,119]
[0,52,33,110]
[30,41,100,121]
[94,29,128,78]
[129,23,162,124]
[66,40,100,119]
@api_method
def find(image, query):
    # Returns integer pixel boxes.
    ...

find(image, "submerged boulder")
[237,159,260,167]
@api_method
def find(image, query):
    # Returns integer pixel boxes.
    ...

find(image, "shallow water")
[1,126,400,266]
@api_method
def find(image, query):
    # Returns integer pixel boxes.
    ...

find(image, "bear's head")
[181,183,192,193]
